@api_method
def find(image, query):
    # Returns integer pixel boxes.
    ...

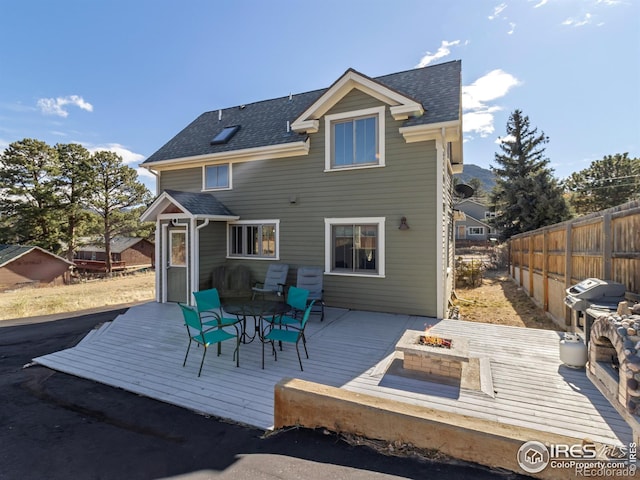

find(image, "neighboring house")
[141,61,463,318]
[74,237,155,270]
[0,244,74,290]
[455,199,498,244]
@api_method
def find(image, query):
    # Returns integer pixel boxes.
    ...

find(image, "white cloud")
[37,95,93,118]
[507,22,516,34]
[495,134,516,144]
[532,0,549,7]
[562,13,592,27]
[415,40,461,67]
[488,3,508,20]
[462,70,521,137]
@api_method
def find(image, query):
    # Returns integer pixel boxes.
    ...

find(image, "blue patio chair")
[179,303,239,376]
[296,266,325,321]
[262,301,315,371]
[252,263,289,299]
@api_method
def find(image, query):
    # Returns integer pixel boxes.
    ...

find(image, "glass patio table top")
[223,299,291,343]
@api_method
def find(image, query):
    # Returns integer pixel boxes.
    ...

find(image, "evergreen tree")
[564,153,640,215]
[0,138,63,251]
[55,143,95,260]
[490,110,570,238]
[84,150,152,273]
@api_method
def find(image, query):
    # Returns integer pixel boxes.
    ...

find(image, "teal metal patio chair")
[193,288,239,329]
[262,300,315,371]
[179,303,239,376]
[252,263,289,299]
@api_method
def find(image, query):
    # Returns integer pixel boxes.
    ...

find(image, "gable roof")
[140,190,239,222]
[77,237,152,254]
[142,60,461,166]
[0,244,74,268]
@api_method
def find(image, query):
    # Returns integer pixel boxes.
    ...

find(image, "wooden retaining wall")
[509,200,640,327]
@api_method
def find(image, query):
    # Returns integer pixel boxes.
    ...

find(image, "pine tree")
[564,153,640,215]
[0,138,63,251]
[84,150,152,273]
[490,110,570,238]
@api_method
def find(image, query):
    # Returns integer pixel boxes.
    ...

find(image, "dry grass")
[0,272,155,321]
[453,269,562,331]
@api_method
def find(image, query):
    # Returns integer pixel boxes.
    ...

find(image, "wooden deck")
[34,302,633,446]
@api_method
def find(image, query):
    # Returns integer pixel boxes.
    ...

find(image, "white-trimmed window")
[203,163,231,190]
[228,220,279,259]
[468,226,485,236]
[324,217,385,277]
[325,106,385,171]
[484,211,497,220]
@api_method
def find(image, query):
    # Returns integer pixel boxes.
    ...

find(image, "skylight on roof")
[211,125,240,145]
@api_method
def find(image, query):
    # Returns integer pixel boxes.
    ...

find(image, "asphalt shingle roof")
[165,190,236,217]
[143,60,461,165]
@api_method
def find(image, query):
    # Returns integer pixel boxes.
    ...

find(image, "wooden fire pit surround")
[589,306,640,431]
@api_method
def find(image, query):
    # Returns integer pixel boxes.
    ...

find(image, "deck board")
[34,302,634,444]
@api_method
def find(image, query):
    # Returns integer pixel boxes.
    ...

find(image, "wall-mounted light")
[399,216,410,230]
[289,194,298,204]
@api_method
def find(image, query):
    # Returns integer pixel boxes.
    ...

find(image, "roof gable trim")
[291,69,424,133]
[0,246,74,268]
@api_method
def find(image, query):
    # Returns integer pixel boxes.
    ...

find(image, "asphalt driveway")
[0,308,530,480]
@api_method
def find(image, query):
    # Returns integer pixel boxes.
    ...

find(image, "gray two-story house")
[141,60,463,318]
[454,199,498,244]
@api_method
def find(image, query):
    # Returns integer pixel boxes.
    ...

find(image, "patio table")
[223,299,290,344]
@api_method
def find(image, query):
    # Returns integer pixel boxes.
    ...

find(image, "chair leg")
[295,342,303,371]
[198,346,207,377]
[183,340,192,367]
[234,337,239,367]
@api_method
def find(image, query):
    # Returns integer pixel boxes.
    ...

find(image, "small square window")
[204,164,230,190]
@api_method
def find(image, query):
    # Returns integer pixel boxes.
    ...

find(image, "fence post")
[603,212,612,280]
[543,229,549,312]
[564,223,573,326]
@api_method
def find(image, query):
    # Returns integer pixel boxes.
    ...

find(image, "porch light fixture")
[399,216,410,230]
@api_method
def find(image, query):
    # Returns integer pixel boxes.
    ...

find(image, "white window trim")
[202,162,233,191]
[324,217,385,278]
[324,106,386,172]
[226,219,280,260]
[468,227,485,236]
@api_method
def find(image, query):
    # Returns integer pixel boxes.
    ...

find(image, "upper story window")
[203,163,231,190]
[228,220,279,259]
[484,211,497,220]
[325,106,385,171]
[468,227,485,236]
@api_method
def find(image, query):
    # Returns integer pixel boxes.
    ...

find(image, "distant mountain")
[454,164,496,192]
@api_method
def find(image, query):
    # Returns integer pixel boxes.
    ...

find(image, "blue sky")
[1,0,638,194]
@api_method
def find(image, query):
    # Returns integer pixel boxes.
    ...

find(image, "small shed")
[0,244,74,290]
[75,237,155,270]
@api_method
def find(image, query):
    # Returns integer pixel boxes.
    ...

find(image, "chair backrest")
[299,300,316,330]
[179,303,203,331]
[263,264,289,291]
[287,286,309,311]
[193,288,222,313]
[296,266,323,300]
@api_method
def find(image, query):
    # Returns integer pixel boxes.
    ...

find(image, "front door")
[166,226,188,303]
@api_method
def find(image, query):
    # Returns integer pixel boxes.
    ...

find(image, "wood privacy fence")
[509,200,640,327]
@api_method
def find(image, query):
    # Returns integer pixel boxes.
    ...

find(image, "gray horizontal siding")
[160,90,441,316]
